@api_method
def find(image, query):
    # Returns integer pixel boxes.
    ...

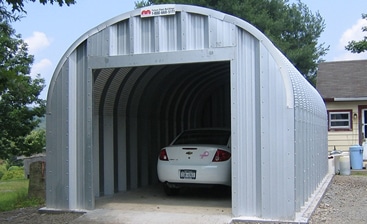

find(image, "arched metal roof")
[46,4,328,222]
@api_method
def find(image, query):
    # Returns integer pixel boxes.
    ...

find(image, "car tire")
[163,183,180,196]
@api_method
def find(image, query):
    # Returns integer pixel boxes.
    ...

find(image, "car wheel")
[163,183,180,196]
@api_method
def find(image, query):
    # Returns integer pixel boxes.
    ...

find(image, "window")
[328,110,352,131]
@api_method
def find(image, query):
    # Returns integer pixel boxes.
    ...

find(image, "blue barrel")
[349,145,364,169]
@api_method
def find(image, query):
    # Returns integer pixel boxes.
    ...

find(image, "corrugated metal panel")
[232,27,296,219]
[185,12,208,50]
[76,43,94,209]
[231,28,259,217]
[88,29,110,57]
[209,16,236,48]
[46,4,328,222]
[116,20,130,55]
[156,16,178,52]
[258,49,295,219]
[46,60,70,209]
[292,68,328,211]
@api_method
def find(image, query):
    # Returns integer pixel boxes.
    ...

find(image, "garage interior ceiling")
[93,61,230,194]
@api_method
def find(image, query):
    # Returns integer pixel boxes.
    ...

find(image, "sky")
[11,0,367,99]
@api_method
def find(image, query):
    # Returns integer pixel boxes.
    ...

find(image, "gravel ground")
[1,175,366,224]
[309,174,367,224]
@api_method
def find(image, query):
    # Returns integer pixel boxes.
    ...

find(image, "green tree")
[345,13,367,54]
[0,18,46,160]
[136,0,328,86]
[0,0,76,22]
[135,0,153,8]
[23,129,46,156]
[0,0,75,160]
[3,0,76,12]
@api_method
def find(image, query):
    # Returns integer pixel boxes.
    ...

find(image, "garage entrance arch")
[46,4,328,222]
[93,60,231,195]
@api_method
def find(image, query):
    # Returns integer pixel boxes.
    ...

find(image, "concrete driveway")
[72,184,232,224]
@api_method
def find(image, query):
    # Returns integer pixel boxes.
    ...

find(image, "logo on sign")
[141,10,151,16]
[140,6,176,18]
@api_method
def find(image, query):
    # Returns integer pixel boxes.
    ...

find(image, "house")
[316,59,367,152]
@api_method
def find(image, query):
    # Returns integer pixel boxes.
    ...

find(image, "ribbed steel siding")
[231,28,258,217]
[112,11,234,55]
[46,42,93,209]
[75,44,94,209]
[46,4,328,221]
[257,48,295,219]
[230,17,328,219]
[46,61,70,209]
[291,67,328,211]
[231,27,297,219]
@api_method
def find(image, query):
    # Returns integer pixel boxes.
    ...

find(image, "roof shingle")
[316,60,367,99]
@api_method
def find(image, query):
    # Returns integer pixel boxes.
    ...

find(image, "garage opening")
[93,61,231,197]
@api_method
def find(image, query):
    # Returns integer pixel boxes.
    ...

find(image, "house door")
[362,109,367,142]
[362,108,367,160]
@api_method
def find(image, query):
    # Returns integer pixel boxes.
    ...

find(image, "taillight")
[212,149,231,162]
[159,149,169,161]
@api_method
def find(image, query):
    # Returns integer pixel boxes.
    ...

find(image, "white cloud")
[334,18,367,61]
[30,58,52,77]
[30,58,53,100]
[24,31,52,54]
[334,51,367,61]
[339,18,367,48]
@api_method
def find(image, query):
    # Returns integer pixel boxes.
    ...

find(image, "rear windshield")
[173,129,230,145]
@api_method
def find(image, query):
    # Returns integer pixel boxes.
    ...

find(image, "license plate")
[180,170,196,179]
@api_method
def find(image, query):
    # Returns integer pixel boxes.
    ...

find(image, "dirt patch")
[0,207,83,224]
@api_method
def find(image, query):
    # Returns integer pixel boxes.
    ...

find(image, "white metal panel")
[117,115,127,192]
[231,28,259,217]
[103,116,114,195]
[46,62,70,209]
[68,51,78,209]
[88,29,110,57]
[258,46,295,219]
[209,16,236,48]
[115,20,130,55]
[291,68,328,211]
[185,12,208,50]
[93,114,100,197]
[156,16,178,52]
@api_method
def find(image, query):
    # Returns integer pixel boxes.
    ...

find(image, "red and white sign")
[140,6,176,18]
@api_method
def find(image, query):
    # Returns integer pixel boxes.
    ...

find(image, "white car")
[157,128,231,195]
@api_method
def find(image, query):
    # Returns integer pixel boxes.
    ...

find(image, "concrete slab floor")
[70,173,333,224]
[72,184,232,224]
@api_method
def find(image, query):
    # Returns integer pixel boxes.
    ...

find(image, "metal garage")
[46,4,328,222]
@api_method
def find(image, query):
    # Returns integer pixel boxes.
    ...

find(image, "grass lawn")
[0,179,44,212]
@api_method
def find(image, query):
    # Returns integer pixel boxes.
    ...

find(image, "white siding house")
[317,60,367,152]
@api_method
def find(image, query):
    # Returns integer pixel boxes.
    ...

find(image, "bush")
[0,164,7,180]
[1,169,25,181]
[8,166,22,171]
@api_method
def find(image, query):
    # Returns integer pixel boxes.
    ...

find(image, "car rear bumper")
[157,161,231,186]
